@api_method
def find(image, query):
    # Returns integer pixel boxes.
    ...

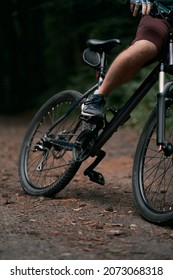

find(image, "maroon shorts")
[132,15,172,57]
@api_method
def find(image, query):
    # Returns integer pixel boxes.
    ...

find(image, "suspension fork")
[157,63,173,154]
[157,63,166,148]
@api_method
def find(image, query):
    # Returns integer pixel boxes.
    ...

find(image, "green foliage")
[0,0,147,114]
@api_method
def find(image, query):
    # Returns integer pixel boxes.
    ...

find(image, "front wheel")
[19,90,85,196]
[133,105,173,225]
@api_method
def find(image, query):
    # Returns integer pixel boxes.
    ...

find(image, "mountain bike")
[19,2,173,225]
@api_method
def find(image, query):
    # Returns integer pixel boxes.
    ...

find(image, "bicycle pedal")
[84,169,105,185]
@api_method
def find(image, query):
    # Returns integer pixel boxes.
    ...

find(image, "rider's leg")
[99,14,171,96]
[81,40,157,118]
[98,39,158,96]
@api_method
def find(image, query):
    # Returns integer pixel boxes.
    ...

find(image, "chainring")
[73,129,95,162]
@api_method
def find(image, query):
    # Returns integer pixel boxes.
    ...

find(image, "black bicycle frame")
[91,63,160,155]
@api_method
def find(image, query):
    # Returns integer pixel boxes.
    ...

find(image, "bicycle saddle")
[86,39,121,53]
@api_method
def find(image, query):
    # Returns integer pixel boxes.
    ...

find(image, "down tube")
[92,64,160,155]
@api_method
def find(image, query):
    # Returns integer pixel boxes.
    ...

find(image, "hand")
[130,0,151,17]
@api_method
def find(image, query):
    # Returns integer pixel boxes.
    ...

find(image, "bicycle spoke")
[142,120,173,212]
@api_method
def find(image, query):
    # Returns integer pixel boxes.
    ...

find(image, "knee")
[132,40,158,58]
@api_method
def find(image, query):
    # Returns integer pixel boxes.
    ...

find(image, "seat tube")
[98,52,106,86]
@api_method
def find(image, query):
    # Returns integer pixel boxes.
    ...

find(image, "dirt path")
[0,114,173,260]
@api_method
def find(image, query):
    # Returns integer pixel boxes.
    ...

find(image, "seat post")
[98,52,107,86]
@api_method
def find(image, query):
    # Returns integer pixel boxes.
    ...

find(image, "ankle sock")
[94,90,102,95]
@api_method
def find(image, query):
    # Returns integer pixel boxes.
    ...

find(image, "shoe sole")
[81,104,103,118]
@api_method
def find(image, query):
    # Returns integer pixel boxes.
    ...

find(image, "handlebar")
[128,0,173,24]
[151,1,173,25]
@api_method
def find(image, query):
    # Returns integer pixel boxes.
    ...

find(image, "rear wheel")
[133,103,173,225]
[19,90,85,196]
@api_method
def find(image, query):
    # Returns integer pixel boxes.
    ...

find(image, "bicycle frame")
[92,65,173,157]
[92,63,160,155]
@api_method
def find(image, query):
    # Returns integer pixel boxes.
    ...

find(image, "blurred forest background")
[0,0,158,118]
